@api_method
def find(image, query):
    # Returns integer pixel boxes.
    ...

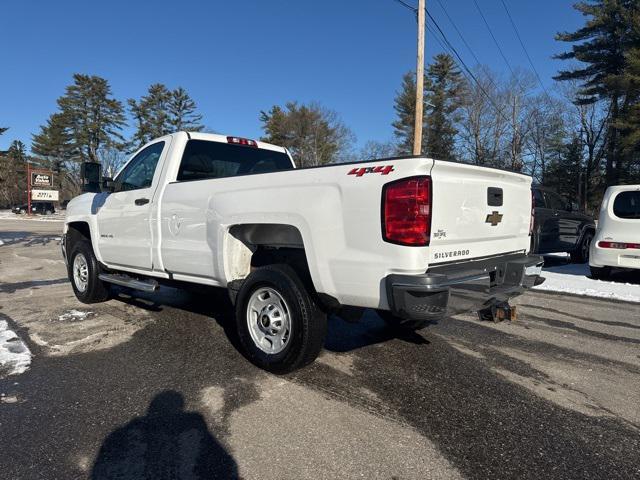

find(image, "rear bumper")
[385,253,544,321]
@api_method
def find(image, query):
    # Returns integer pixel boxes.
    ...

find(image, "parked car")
[530,186,596,263]
[12,202,56,215]
[590,185,640,279]
[63,132,542,372]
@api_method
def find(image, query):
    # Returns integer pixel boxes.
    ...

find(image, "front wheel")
[235,264,327,373]
[570,231,593,264]
[69,240,110,303]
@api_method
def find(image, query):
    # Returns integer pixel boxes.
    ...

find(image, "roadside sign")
[31,172,53,187]
[32,190,59,201]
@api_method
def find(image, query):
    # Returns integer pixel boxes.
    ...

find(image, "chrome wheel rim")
[246,287,291,354]
[73,253,89,293]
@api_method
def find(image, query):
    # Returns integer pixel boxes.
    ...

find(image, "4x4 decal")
[348,165,394,177]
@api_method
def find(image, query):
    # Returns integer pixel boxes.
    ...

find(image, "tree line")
[1,0,638,212]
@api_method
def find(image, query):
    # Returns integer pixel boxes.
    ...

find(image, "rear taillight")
[598,241,640,249]
[382,176,431,246]
[227,136,258,147]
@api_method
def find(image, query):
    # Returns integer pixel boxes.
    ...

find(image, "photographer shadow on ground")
[91,390,238,480]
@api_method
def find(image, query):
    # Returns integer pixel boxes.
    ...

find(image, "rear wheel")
[69,240,110,303]
[570,231,593,264]
[235,264,327,373]
[377,310,431,331]
[590,266,611,280]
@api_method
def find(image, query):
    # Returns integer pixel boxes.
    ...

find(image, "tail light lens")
[598,241,640,249]
[382,176,431,246]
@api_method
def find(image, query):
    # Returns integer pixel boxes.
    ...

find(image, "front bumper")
[385,253,544,321]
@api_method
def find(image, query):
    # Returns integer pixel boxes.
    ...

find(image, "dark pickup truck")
[531,186,596,263]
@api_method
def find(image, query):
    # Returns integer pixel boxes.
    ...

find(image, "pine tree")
[128,83,171,149]
[57,74,126,163]
[260,102,354,167]
[424,54,464,161]
[554,0,640,186]
[392,72,426,155]
[169,87,204,132]
[545,135,584,202]
[0,140,28,206]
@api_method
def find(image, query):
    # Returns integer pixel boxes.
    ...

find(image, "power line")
[425,10,511,124]
[471,0,516,77]
[499,0,552,100]
[392,0,417,13]
[433,0,482,67]
[391,0,510,124]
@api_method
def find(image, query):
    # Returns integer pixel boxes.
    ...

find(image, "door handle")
[135,198,150,206]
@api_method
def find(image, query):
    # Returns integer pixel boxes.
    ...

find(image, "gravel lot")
[1,217,639,479]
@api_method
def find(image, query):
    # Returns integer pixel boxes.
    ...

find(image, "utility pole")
[413,0,426,155]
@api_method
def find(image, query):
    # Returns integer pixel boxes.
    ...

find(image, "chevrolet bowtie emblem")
[485,211,503,226]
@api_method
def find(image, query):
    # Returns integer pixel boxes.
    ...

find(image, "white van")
[590,185,640,279]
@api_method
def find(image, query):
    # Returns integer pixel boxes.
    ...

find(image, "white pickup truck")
[63,132,543,372]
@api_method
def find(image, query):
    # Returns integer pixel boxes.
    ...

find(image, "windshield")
[613,191,640,219]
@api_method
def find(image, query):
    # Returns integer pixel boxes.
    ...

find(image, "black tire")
[590,266,611,280]
[570,231,593,264]
[377,310,431,331]
[235,264,327,373]
[68,239,110,303]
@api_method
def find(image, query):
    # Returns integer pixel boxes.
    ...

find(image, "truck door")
[96,140,168,270]
[545,191,578,251]
[533,188,557,253]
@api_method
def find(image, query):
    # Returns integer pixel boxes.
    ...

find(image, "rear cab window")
[177,140,293,182]
[613,191,640,219]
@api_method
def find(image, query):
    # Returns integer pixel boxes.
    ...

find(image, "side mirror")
[102,177,116,192]
[80,162,102,193]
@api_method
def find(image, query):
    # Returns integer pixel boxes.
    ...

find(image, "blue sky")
[0,0,582,151]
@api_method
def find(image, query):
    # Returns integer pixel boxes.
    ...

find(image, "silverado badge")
[485,211,503,226]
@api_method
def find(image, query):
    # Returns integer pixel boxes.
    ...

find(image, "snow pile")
[534,259,640,303]
[56,310,94,322]
[0,320,31,376]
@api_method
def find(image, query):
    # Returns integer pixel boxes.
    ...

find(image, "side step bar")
[98,273,159,292]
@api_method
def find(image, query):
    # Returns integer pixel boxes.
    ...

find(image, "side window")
[116,142,165,192]
[545,192,565,211]
[533,189,545,209]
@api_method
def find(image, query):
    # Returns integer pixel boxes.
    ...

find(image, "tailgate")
[429,160,532,264]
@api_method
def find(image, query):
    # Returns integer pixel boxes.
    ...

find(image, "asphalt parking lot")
[1,217,639,479]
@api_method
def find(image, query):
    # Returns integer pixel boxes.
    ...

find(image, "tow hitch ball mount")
[478,301,517,323]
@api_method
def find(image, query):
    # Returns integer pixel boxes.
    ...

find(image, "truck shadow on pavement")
[111,285,430,354]
[91,390,238,480]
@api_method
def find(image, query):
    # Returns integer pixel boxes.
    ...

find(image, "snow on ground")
[0,320,31,376]
[534,254,640,303]
[0,209,65,222]
[55,310,95,322]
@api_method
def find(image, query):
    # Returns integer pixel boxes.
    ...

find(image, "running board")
[98,273,159,292]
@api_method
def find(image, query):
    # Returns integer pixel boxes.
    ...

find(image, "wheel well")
[66,222,91,252]
[227,223,311,286]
